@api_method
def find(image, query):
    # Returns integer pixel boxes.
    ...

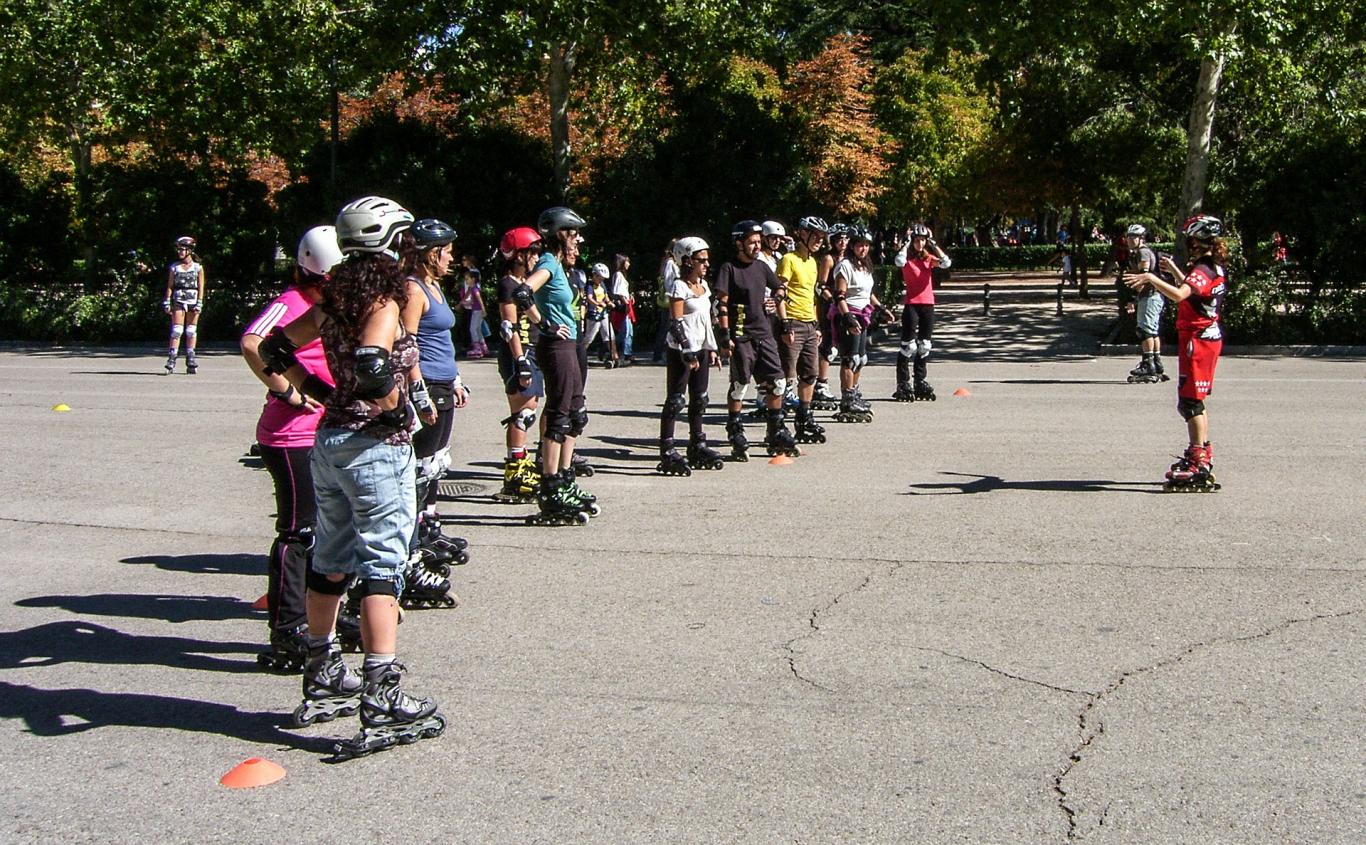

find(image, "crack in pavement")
[1052,608,1363,841]
[909,646,1090,697]
[780,564,892,693]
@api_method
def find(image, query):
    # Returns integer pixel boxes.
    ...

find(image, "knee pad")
[357,577,399,599]
[798,374,817,386]
[1137,330,1158,340]
[729,380,751,402]
[688,391,710,415]
[844,355,864,373]
[184,325,197,337]
[768,378,787,399]
[170,324,185,338]
[1177,398,1205,420]
[568,407,589,437]
[916,339,931,359]
[544,412,569,443]
[899,341,915,357]
[502,408,536,431]
[663,392,686,419]
[305,565,349,595]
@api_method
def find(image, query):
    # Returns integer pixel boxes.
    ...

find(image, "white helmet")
[672,236,710,265]
[591,262,610,278]
[335,196,414,255]
[762,220,786,238]
[1125,224,1147,238]
[296,226,345,277]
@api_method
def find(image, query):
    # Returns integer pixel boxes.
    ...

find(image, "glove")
[189,301,202,312]
[409,379,434,417]
[682,350,698,365]
[781,319,795,335]
[515,355,533,383]
[841,312,861,332]
[376,401,416,431]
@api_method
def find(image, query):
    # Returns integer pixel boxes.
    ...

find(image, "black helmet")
[848,225,873,244]
[731,219,763,240]
[827,223,850,240]
[1182,214,1223,241]
[537,206,586,238]
[412,218,457,249]
[797,216,829,233]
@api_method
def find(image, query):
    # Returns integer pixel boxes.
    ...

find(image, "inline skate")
[766,409,801,457]
[494,456,540,504]
[1163,443,1220,493]
[257,624,308,673]
[400,554,458,609]
[185,353,198,374]
[811,380,839,411]
[687,436,725,471]
[164,354,176,375]
[913,380,936,401]
[657,441,692,477]
[726,417,749,462]
[417,515,469,567]
[291,648,363,727]
[526,471,592,526]
[331,662,445,760]
[569,453,594,478]
[793,406,827,444]
[892,382,916,402]
[833,390,874,423]
[1127,357,1168,384]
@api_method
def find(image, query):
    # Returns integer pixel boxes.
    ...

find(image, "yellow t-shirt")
[776,251,818,323]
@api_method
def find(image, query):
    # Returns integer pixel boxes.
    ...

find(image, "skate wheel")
[454,551,470,565]
[574,512,590,525]
[526,515,538,526]
[577,466,595,477]
[439,595,457,608]
[585,502,602,517]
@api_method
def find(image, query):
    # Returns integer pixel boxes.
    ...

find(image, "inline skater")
[162,236,206,374]
[715,220,798,460]
[495,226,547,503]
[399,219,469,605]
[1120,224,1169,383]
[777,216,829,445]
[511,207,598,524]
[657,236,724,475]
[812,224,848,410]
[759,221,785,271]
[258,196,444,756]
[1124,215,1228,492]
[892,223,952,401]
[240,226,342,672]
[831,226,884,422]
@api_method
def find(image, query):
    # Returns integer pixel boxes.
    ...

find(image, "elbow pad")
[258,327,300,376]
[512,283,534,311]
[669,318,688,347]
[352,346,395,400]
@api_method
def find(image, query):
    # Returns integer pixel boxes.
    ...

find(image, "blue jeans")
[310,428,415,591]
[616,318,634,357]
[1136,291,1164,338]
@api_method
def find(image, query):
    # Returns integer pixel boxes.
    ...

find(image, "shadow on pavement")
[968,378,1120,386]
[121,552,264,576]
[906,471,1159,495]
[0,681,333,751]
[0,621,260,673]
[15,594,258,623]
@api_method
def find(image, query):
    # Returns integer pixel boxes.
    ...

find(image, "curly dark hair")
[321,253,409,340]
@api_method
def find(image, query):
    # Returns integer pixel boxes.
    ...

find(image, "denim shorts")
[310,427,415,591]
[1136,291,1165,338]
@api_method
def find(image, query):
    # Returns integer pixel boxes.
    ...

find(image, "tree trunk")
[70,127,95,291]
[1176,21,1234,263]
[548,42,577,203]
[1071,204,1089,299]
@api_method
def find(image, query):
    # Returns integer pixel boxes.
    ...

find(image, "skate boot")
[793,406,827,444]
[913,380,936,401]
[687,436,725,471]
[766,409,801,457]
[569,453,594,478]
[526,471,591,526]
[332,662,445,760]
[418,515,470,566]
[494,456,540,503]
[400,553,457,609]
[1152,356,1170,381]
[657,441,692,477]
[563,471,601,516]
[852,385,874,413]
[257,624,308,673]
[783,388,800,412]
[726,416,749,462]
[811,380,839,411]
[185,353,198,374]
[291,647,363,727]
[1163,443,1220,493]
[834,391,873,423]
[892,382,916,402]
[1127,357,1161,384]
[164,354,176,375]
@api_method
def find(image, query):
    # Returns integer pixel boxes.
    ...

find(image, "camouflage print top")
[320,324,419,446]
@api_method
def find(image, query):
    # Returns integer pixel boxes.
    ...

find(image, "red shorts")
[1177,331,1222,400]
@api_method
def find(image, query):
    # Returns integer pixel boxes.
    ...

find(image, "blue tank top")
[414,278,458,381]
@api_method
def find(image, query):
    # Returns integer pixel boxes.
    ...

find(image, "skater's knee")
[502,408,537,431]
[184,325,197,338]
[898,340,915,357]
[728,380,750,402]
[544,412,569,443]
[306,565,349,595]
[689,392,709,415]
[916,339,931,358]
[170,324,185,339]
[765,378,786,399]
[568,407,589,437]
[1177,398,1205,420]
[358,577,400,599]
[663,392,686,419]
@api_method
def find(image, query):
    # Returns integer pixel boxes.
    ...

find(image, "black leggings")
[899,304,935,383]
[661,349,712,445]
[411,380,456,511]
[258,444,314,633]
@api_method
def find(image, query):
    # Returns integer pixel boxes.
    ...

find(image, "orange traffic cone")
[768,455,794,466]
[251,594,269,610]
[952,388,971,397]
[220,757,286,789]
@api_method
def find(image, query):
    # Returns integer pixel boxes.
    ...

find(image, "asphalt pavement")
[0,305,1361,844]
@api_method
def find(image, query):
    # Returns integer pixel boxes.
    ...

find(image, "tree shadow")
[121,553,264,576]
[15,594,258,624]
[590,408,663,420]
[967,378,1122,386]
[0,681,333,751]
[68,371,170,377]
[0,621,260,673]
[905,471,1160,496]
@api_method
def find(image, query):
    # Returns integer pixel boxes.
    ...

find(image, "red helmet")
[499,226,542,259]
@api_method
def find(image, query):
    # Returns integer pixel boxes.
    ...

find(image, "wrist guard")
[410,378,434,416]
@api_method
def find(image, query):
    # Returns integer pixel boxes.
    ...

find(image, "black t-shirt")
[497,273,539,347]
[713,258,780,339]
[1127,246,1158,275]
